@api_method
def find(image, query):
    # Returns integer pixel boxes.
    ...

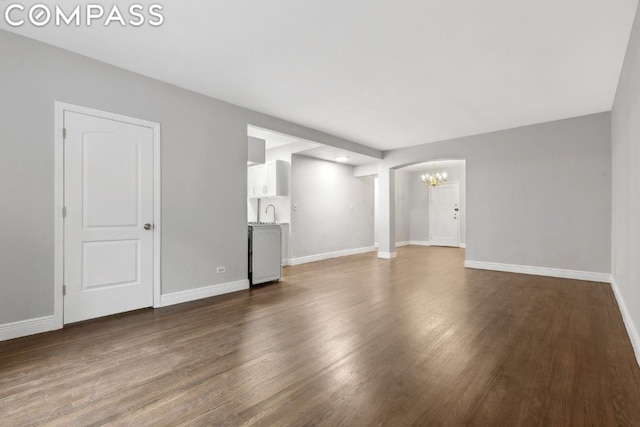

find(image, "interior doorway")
[393,159,466,249]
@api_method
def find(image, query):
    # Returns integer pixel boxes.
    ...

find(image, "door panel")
[429,183,460,247]
[64,111,154,324]
[82,240,139,290]
[83,133,140,227]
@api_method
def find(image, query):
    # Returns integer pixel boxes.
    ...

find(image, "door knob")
[454,208,459,212]
[144,223,153,230]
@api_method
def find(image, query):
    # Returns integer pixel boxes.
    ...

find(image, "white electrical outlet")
[293,203,297,211]
[216,266,226,274]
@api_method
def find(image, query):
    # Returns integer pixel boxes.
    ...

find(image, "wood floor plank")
[1,246,639,425]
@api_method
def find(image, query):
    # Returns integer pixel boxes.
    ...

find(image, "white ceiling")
[3,1,637,150]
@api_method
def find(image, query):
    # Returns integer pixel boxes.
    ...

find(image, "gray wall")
[394,171,411,243]
[0,30,376,325]
[612,4,640,345]
[381,113,611,272]
[290,155,375,259]
[407,172,430,242]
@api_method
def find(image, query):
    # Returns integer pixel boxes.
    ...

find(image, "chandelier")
[420,164,447,187]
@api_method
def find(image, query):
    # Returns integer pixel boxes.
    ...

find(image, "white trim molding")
[464,260,611,283]
[391,241,466,248]
[159,280,249,308]
[0,316,58,342]
[409,240,431,246]
[378,251,398,259]
[290,246,376,266]
[54,104,64,330]
[610,276,640,367]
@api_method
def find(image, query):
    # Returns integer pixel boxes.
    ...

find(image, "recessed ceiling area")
[400,160,466,174]
[295,145,380,167]
[249,125,379,166]
[2,1,637,150]
[248,126,310,151]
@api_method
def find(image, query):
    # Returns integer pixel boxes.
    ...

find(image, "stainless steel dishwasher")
[248,223,282,285]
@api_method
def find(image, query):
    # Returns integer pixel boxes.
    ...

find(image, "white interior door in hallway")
[63,111,156,324]
[429,182,460,247]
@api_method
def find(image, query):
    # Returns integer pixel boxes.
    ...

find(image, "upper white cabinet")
[248,160,289,198]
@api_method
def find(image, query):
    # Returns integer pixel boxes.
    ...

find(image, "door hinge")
[63,285,66,296]
[62,128,67,139]
[62,207,67,218]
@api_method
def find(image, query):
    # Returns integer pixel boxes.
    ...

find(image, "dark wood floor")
[1,246,639,426]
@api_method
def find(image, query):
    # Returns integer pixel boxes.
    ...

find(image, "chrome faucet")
[265,204,276,223]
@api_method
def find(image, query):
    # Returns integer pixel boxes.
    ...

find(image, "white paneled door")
[63,111,155,324]
[429,183,460,247]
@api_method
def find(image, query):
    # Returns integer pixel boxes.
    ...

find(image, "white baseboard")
[159,279,249,307]
[289,246,376,266]
[378,251,397,259]
[610,275,640,367]
[405,241,465,248]
[282,259,290,267]
[0,315,58,342]
[2,280,251,341]
[396,241,410,247]
[464,260,611,283]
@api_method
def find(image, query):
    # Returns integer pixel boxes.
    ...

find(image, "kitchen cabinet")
[248,160,289,198]
[247,164,263,198]
[249,224,282,285]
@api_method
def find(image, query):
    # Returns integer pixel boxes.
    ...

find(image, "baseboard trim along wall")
[610,276,640,367]
[289,246,376,266]
[0,315,58,342]
[0,280,251,342]
[383,241,467,248]
[404,241,467,248]
[464,260,611,283]
[159,279,250,307]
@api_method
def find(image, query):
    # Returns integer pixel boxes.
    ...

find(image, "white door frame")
[53,102,162,329]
